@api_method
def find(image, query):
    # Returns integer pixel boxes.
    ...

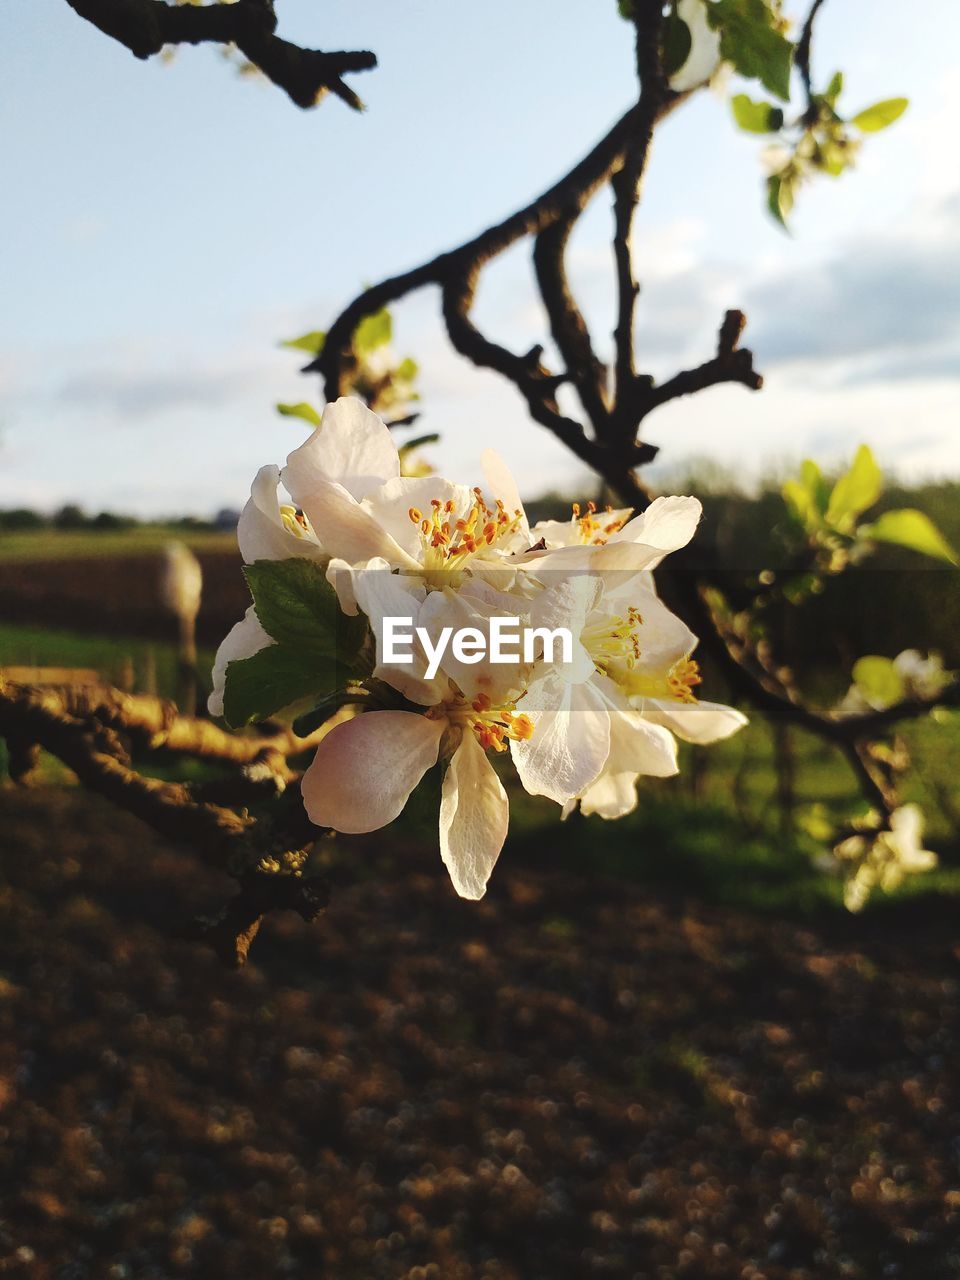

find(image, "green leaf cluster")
[782,445,957,572]
[753,69,908,228]
[278,306,422,429]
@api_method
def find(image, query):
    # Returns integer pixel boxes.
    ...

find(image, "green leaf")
[354,307,392,355]
[766,173,793,227]
[396,356,419,382]
[731,93,784,133]
[398,432,440,454]
[276,401,322,428]
[663,10,692,77]
[824,70,843,106]
[223,643,348,728]
[850,97,908,132]
[782,478,818,529]
[281,330,326,356]
[800,459,830,513]
[244,557,366,660]
[783,457,832,527]
[617,0,634,17]
[851,656,904,709]
[825,444,882,529]
[708,0,794,100]
[860,509,958,565]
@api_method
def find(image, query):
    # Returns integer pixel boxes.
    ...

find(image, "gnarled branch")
[64,0,377,109]
[0,680,331,964]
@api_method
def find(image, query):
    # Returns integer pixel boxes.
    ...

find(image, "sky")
[1,0,959,517]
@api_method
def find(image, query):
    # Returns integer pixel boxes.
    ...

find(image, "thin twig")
[796,0,827,117]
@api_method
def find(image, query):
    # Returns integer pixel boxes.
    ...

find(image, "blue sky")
[2,0,959,516]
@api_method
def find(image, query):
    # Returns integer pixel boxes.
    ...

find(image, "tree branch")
[0,680,331,964]
[612,1,668,430]
[64,0,377,109]
[52,684,329,776]
[796,0,828,118]
[638,309,763,419]
[532,213,610,430]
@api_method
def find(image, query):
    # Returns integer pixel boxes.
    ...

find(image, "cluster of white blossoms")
[829,805,938,913]
[210,398,747,900]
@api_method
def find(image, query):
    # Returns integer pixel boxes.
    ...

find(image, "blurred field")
[0,530,245,650]
[0,527,236,561]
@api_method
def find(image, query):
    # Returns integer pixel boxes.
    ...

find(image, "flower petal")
[481,448,531,544]
[284,474,419,571]
[352,567,443,705]
[301,710,443,833]
[609,495,702,563]
[417,584,530,704]
[237,465,323,564]
[889,802,923,852]
[439,731,509,899]
[596,680,680,777]
[207,606,273,717]
[283,396,399,502]
[578,770,639,820]
[531,507,634,549]
[642,697,748,744]
[510,671,610,805]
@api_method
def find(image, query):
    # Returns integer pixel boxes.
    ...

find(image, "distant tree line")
[0,506,240,533]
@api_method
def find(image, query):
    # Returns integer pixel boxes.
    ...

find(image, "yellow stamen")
[432,693,536,753]
[279,504,315,541]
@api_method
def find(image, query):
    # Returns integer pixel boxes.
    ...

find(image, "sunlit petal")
[301,710,443,833]
[643,697,748,744]
[510,671,610,804]
[283,396,399,502]
[439,731,509,899]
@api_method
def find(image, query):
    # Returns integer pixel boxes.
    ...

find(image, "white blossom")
[831,804,938,911]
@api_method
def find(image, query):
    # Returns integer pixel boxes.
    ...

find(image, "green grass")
[0,622,215,702]
[0,525,235,561]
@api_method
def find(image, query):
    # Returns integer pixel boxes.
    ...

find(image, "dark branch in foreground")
[64,0,376,109]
